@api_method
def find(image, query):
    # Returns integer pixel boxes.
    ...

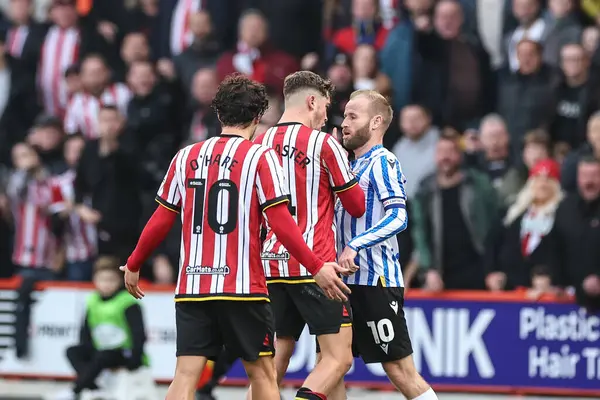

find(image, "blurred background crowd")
[0,0,599,310]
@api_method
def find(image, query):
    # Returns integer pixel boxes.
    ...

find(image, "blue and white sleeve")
[347,156,408,251]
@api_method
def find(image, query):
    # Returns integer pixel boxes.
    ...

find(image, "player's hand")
[120,265,145,299]
[338,246,359,276]
[424,270,444,292]
[314,262,351,302]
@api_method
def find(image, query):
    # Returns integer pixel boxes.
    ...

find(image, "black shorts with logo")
[268,282,352,340]
[175,300,275,362]
[349,283,413,364]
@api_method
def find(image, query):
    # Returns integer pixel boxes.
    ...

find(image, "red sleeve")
[265,202,324,276]
[126,205,177,273]
[322,135,358,193]
[337,183,366,218]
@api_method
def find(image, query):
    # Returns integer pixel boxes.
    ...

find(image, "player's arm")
[126,152,182,273]
[347,156,408,251]
[322,135,365,218]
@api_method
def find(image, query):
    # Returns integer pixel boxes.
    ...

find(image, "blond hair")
[350,90,393,130]
[504,178,563,226]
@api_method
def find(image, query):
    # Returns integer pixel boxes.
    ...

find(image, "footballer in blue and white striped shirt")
[334,90,439,400]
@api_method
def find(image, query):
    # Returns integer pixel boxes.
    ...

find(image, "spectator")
[548,157,600,310]
[522,129,552,172]
[468,0,514,70]
[542,0,582,68]
[561,111,600,192]
[64,54,131,139]
[5,0,45,77]
[485,159,563,293]
[6,142,57,280]
[412,0,493,129]
[506,0,545,71]
[185,67,220,143]
[352,44,391,97]
[464,114,524,208]
[74,105,140,263]
[550,43,600,151]
[582,25,600,59]
[64,64,82,99]
[411,133,499,291]
[60,256,146,400]
[128,0,160,58]
[498,39,554,157]
[114,31,150,82]
[215,9,299,94]
[391,104,439,199]
[172,10,221,100]
[0,29,41,166]
[49,134,97,282]
[27,115,66,175]
[331,0,391,56]
[126,60,181,192]
[38,0,102,117]
[325,52,354,130]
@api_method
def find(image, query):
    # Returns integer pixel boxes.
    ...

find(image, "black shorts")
[268,282,352,341]
[349,283,413,364]
[175,300,275,362]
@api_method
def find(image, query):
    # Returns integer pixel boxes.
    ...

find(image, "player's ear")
[370,115,383,131]
[306,95,316,111]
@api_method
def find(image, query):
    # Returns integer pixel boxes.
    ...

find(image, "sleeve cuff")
[260,195,289,212]
[155,196,181,213]
[347,242,359,252]
[333,178,358,193]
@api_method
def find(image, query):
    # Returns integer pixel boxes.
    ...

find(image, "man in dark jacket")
[548,156,600,310]
[74,105,141,263]
[561,111,600,193]
[498,39,555,158]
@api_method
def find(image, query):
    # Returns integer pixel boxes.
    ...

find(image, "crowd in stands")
[0,0,599,310]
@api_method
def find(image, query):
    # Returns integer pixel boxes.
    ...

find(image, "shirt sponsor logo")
[261,251,290,261]
[185,265,230,275]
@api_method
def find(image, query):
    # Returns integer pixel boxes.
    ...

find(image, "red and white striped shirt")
[255,123,357,282]
[38,26,80,117]
[157,134,289,300]
[7,26,29,58]
[170,0,202,56]
[7,171,56,269]
[64,83,131,139]
[49,170,98,262]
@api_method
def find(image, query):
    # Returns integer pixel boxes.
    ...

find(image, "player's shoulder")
[370,147,398,165]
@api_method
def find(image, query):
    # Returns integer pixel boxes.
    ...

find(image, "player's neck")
[353,139,383,159]
[221,125,254,140]
[278,110,312,128]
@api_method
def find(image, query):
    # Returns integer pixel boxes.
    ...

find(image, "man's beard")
[343,122,370,151]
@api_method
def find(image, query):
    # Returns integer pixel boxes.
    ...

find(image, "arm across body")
[337,182,365,218]
[348,201,407,251]
[264,201,324,275]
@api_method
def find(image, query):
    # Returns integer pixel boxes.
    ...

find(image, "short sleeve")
[370,155,407,211]
[155,152,182,213]
[256,148,290,211]
[322,135,357,193]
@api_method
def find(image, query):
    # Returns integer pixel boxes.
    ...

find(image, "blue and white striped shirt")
[335,144,408,287]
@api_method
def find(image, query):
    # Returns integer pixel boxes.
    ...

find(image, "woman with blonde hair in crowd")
[485,159,564,299]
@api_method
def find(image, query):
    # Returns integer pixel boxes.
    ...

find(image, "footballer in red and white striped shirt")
[64,55,131,139]
[256,123,359,280]
[252,71,366,400]
[121,75,349,399]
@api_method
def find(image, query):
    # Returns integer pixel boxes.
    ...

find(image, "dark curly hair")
[211,74,269,128]
[283,71,334,100]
